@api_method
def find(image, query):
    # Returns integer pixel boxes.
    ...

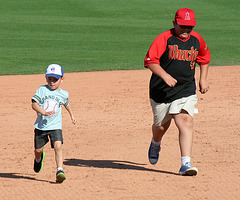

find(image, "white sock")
[57,167,63,171]
[35,157,41,163]
[152,138,161,146]
[181,156,191,166]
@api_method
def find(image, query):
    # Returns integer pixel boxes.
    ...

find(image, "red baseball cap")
[175,8,197,26]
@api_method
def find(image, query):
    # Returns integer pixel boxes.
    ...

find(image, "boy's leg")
[53,141,63,169]
[149,99,172,165]
[53,140,66,183]
[152,120,171,143]
[49,129,63,169]
[173,110,193,157]
[173,110,198,175]
[148,120,171,165]
[49,130,66,183]
[34,129,48,173]
[34,148,45,173]
[35,147,44,160]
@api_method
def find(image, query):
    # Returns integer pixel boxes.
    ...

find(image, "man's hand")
[162,73,177,87]
[199,79,209,94]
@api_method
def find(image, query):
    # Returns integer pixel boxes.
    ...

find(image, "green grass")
[0,0,239,75]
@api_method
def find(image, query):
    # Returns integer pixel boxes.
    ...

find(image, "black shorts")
[34,129,63,149]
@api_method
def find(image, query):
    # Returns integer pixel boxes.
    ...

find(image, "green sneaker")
[34,152,45,173]
[56,170,66,183]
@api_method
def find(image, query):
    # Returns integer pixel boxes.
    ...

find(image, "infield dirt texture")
[0,65,239,200]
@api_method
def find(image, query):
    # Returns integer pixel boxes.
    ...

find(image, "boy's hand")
[163,73,177,87]
[199,79,209,94]
[71,117,77,125]
[147,64,177,87]
[44,111,55,116]
[199,64,209,94]
[32,101,56,116]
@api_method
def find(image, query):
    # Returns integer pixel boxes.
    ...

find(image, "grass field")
[0,0,239,75]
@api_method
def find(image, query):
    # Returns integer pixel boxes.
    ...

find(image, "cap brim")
[177,19,196,26]
[45,74,62,79]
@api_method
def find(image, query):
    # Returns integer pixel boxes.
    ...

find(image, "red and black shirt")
[144,29,211,103]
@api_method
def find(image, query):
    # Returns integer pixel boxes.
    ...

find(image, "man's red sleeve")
[144,31,171,67]
[192,31,211,66]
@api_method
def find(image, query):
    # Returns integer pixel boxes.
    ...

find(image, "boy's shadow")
[0,173,55,184]
[64,159,179,175]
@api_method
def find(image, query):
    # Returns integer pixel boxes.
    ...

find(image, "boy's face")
[46,76,63,90]
[173,20,194,39]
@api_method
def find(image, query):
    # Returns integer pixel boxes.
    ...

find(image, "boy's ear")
[173,20,176,26]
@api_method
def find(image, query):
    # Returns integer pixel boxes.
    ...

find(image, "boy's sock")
[181,156,191,166]
[57,167,63,171]
[35,157,41,163]
[152,138,161,146]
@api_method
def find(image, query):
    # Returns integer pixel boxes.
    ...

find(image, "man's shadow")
[64,159,179,175]
[0,173,55,184]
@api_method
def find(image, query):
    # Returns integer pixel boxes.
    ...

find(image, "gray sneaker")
[148,141,161,165]
[179,162,198,176]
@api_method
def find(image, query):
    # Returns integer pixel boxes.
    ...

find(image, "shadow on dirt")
[0,173,55,183]
[64,158,179,175]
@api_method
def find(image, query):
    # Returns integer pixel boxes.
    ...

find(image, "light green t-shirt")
[32,85,69,130]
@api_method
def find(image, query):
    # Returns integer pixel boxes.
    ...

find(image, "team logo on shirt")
[168,45,198,69]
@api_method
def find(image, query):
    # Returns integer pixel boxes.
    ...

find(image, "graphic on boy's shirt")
[44,100,58,112]
[168,45,198,62]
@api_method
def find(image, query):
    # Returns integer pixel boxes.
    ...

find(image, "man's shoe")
[179,162,198,176]
[56,170,66,183]
[148,141,161,165]
[34,152,45,173]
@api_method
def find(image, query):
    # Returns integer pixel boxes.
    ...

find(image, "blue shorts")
[34,129,63,149]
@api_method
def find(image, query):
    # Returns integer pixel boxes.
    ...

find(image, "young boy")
[144,8,211,175]
[32,64,76,183]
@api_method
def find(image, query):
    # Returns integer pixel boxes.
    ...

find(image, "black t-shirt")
[144,29,211,103]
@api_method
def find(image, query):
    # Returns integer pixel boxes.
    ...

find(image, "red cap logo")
[185,12,190,20]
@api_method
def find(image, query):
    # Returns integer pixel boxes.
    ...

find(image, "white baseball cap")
[45,64,64,79]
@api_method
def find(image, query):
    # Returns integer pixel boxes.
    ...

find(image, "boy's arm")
[199,64,209,94]
[32,100,55,116]
[65,104,77,125]
[147,64,177,87]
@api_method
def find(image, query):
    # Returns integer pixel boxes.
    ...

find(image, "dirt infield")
[0,66,239,200]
